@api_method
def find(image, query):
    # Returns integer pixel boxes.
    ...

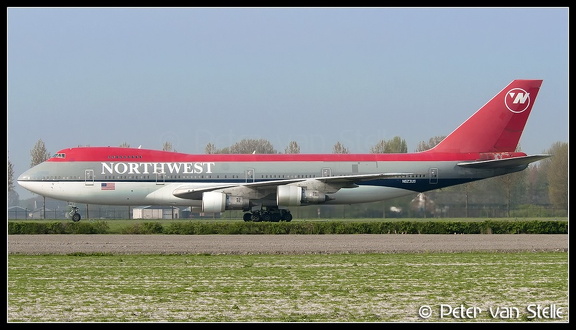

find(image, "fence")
[8,202,565,220]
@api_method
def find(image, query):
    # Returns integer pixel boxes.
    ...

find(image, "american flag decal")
[101,183,115,190]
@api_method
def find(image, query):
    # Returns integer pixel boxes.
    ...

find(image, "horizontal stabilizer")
[457,154,550,169]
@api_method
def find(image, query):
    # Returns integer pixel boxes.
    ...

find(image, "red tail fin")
[429,79,543,153]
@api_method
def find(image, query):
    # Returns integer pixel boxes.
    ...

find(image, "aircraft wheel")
[262,213,271,222]
[243,213,252,222]
[72,213,81,222]
[283,214,292,222]
[251,213,261,222]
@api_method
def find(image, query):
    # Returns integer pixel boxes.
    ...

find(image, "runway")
[7,234,568,255]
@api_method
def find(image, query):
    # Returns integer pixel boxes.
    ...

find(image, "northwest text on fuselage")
[101,162,215,175]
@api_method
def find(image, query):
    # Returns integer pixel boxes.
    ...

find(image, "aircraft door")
[85,169,94,186]
[245,169,255,183]
[156,171,165,185]
[429,168,438,184]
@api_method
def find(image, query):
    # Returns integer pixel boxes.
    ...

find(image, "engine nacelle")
[226,195,250,210]
[277,186,302,206]
[202,192,250,213]
[277,186,327,206]
[303,189,327,203]
[202,191,226,213]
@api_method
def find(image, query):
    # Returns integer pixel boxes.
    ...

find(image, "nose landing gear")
[67,205,81,222]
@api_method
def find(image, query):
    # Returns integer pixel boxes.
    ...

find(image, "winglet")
[428,80,543,153]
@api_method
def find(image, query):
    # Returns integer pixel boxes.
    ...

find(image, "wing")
[172,172,412,200]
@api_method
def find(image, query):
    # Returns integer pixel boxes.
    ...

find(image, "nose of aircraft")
[17,170,32,189]
[17,167,41,193]
[18,170,29,183]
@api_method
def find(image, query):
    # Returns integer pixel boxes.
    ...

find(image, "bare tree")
[369,140,387,153]
[8,157,14,191]
[494,144,528,217]
[370,137,407,153]
[498,173,514,217]
[30,139,50,167]
[205,143,217,154]
[524,161,549,205]
[119,142,130,148]
[229,138,277,154]
[332,142,349,154]
[415,136,446,152]
[284,141,300,154]
[30,139,50,218]
[546,141,568,212]
[205,139,277,154]
[8,157,19,206]
[218,147,231,154]
[162,141,174,151]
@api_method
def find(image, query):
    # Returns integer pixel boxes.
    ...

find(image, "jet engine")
[276,185,327,206]
[202,191,250,213]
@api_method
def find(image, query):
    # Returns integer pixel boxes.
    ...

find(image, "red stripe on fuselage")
[47,147,527,163]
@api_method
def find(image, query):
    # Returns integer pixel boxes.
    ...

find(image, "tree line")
[7,137,568,218]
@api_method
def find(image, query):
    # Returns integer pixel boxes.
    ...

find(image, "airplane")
[18,79,549,222]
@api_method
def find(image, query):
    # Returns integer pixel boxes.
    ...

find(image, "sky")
[7,7,569,199]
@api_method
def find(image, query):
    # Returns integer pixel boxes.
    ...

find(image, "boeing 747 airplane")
[18,79,548,222]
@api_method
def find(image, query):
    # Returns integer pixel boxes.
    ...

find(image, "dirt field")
[8,234,568,255]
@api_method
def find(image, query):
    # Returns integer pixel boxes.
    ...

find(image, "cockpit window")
[52,153,66,159]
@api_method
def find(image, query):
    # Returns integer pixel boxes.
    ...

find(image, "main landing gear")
[243,206,293,222]
[67,205,81,222]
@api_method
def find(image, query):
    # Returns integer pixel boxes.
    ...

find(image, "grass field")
[8,251,568,322]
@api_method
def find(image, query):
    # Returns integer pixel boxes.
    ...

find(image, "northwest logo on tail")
[505,87,531,113]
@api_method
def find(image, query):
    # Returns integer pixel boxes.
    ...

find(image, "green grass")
[8,252,568,322]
